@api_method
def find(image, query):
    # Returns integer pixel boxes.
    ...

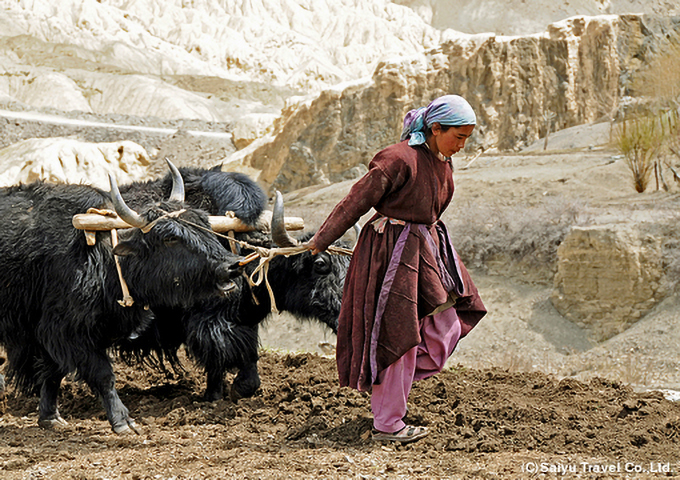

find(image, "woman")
[307,95,486,443]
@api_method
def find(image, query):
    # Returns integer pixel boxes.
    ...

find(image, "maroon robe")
[313,140,486,392]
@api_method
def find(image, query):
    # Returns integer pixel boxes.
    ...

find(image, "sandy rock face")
[0,138,151,189]
[550,225,665,342]
[0,0,438,95]
[237,14,680,193]
[395,0,680,35]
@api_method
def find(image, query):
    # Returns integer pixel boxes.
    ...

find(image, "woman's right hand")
[305,239,321,255]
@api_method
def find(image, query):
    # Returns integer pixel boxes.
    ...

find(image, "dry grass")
[631,36,680,106]
[562,352,680,390]
[457,346,680,390]
[658,215,680,288]
[612,113,664,192]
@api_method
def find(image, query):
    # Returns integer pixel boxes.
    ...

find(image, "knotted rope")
[85,208,135,307]
[90,207,354,312]
[235,243,352,313]
[181,218,353,314]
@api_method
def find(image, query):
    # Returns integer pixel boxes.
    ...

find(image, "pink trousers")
[371,306,462,433]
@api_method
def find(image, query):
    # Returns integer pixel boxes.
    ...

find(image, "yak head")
[109,160,243,309]
[264,191,352,334]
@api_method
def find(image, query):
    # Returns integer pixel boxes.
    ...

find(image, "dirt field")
[2,116,680,478]
[2,350,680,479]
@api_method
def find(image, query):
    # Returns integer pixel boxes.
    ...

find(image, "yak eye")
[313,255,331,275]
[164,236,180,246]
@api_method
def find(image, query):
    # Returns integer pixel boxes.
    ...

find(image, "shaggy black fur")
[118,167,349,400]
[0,177,242,432]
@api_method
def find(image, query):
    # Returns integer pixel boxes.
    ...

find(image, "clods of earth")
[1,350,680,479]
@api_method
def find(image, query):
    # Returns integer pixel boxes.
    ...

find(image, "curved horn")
[271,190,298,247]
[165,158,185,202]
[109,174,147,228]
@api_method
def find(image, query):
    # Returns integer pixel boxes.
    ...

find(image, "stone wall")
[550,225,666,342]
[234,14,680,193]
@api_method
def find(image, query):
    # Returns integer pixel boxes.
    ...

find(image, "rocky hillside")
[1,1,679,192]
[239,14,680,193]
[0,0,439,118]
[396,0,680,35]
[0,0,439,186]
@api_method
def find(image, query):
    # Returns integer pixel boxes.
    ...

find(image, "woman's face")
[432,123,475,157]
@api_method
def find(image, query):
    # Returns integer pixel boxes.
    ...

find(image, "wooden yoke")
[73,210,305,244]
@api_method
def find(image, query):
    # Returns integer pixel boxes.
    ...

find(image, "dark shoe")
[371,425,429,443]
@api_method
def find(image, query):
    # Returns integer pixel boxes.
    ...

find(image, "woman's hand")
[305,239,321,255]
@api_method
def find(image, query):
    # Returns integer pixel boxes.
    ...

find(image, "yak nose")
[215,259,244,296]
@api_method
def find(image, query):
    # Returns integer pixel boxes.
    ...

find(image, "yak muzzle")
[215,260,244,297]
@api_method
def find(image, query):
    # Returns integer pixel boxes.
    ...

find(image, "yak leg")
[204,368,226,402]
[230,322,261,399]
[185,311,261,401]
[206,362,262,401]
[231,359,261,400]
[37,366,68,429]
[197,321,261,401]
[80,353,139,434]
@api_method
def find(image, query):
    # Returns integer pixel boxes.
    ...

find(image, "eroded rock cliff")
[551,224,667,342]
[235,14,680,193]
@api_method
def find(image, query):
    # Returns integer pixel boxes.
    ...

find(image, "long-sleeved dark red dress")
[312,140,486,392]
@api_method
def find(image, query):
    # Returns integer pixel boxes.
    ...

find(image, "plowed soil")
[2,350,680,479]
[2,108,680,479]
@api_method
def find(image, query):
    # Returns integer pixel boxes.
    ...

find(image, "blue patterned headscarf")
[400,95,476,146]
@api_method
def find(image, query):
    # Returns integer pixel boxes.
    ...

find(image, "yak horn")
[271,190,298,247]
[166,158,185,202]
[109,174,147,229]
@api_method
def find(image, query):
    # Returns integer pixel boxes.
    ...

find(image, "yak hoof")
[113,420,141,435]
[203,390,223,403]
[38,415,69,429]
[231,378,261,400]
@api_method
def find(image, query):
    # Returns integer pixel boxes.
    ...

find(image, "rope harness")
[178,216,353,314]
[140,209,187,233]
[89,208,353,313]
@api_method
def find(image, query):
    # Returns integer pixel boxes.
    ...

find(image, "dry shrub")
[631,36,680,105]
[622,32,680,192]
[612,114,664,192]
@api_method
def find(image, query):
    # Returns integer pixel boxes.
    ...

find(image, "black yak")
[118,167,350,400]
[0,162,243,433]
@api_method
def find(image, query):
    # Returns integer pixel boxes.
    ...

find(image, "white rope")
[110,228,134,307]
[85,208,135,307]
[85,208,354,312]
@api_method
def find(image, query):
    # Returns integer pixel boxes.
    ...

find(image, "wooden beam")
[73,210,304,232]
